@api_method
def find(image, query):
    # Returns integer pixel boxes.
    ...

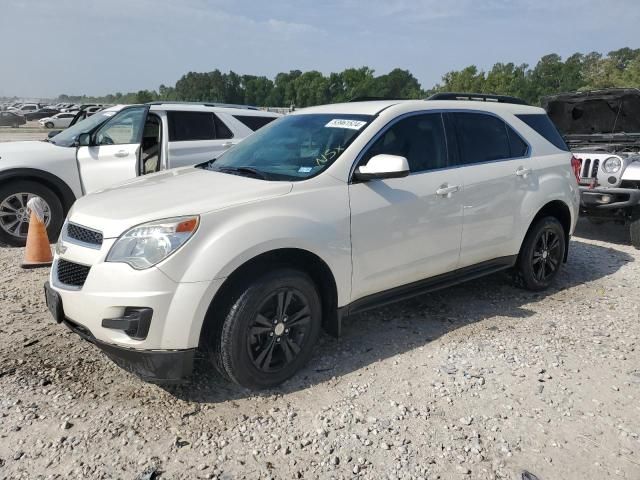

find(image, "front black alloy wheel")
[514,216,566,291]
[212,268,322,389]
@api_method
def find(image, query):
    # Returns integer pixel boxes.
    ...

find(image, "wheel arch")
[527,200,572,262]
[198,248,341,351]
[0,168,76,214]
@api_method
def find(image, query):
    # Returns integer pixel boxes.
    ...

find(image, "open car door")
[75,106,149,194]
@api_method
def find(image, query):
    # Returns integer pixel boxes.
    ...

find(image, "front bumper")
[580,186,640,210]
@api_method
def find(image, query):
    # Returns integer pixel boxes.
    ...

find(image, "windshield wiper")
[217,166,270,180]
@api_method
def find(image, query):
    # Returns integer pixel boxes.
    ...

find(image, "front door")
[76,106,149,194]
[349,112,464,301]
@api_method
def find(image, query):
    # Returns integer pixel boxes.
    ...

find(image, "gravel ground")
[0,220,639,480]
[0,123,51,143]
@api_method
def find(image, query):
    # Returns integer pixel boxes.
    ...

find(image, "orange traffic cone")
[21,198,53,269]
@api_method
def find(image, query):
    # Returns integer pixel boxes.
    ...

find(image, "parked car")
[0,103,279,246]
[44,95,580,388]
[543,88,640,248]
[8,103,42,115]
[24,108,60,121]
[39,112,78,129]
[0,111,27,127]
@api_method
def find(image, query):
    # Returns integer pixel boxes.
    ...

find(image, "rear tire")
[0,180,64,247]
[630,218,640,250]
[210,268,322,389]
[513,217,566,291]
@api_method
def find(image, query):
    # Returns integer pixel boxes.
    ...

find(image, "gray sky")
[1,0,639,98]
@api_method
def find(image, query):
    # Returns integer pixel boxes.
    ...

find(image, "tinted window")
[452,112,510,164]
[233,115,276,131]
[516,114,569,151]
[167,111,215,141]
[506,125,528,157]
[362,113,448,173]
[214,114,233,139]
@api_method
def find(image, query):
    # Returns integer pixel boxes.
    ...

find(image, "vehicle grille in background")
[56,259,91,287]
[578,158,599,180]
[66,223,103,247]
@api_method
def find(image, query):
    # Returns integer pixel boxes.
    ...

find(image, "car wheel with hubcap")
[45,122,54,128]
[212,268,322,389]
[0,180,64,247]
[514,216,566,291]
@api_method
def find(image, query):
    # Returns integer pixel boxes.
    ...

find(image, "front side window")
[48,109,120,147]
[204,113,373,180]
[95,107,147,146]
[360,113,448,173]
[451,112,512,164]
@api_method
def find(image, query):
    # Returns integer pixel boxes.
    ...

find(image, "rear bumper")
[62,315,195,383]
[580,186,640,210]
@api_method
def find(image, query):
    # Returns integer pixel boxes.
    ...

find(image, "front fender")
[621,158,640,182]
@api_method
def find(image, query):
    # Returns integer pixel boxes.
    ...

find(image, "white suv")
[45,95,580,389]
[0,103,278,246]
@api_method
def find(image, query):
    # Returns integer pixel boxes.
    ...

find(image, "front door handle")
[516,167,532,177]
[115,150,129,158]
[436,184,460,197]
[221,142,233,149]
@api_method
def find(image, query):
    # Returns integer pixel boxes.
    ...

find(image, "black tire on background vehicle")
[45,122,54,128]
[513,216,566,291]
[630,218,640,250]
[12,122,19,128]
[0,180,64,247]
[211,268,322,389]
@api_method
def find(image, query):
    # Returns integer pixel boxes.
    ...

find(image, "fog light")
[600,195,612,203]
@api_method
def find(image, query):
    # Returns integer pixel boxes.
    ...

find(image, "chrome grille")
[56,259,91,287]
[66,223,103,247]
[579,158,600,180]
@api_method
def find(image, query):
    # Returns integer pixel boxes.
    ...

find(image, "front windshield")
[204,113,373,180]
[50,109,120,147]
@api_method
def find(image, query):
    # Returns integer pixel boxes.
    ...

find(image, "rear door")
[165,111,237,168]
[447,112,536,267]
[76,105,149,194]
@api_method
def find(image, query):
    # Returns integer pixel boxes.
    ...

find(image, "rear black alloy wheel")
[531,229,562,282]
[213,269,321,389]
[248,289,312,373]
[514,216,566,291]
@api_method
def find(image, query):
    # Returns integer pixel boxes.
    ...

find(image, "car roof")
[148,103,279,117]
[296,99,546,116]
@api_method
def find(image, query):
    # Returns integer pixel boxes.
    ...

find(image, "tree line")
[55,48,640,108]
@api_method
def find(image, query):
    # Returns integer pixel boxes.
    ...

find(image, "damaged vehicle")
[543,88,640,248]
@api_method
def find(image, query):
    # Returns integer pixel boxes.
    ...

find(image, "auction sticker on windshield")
[325,119,367,130]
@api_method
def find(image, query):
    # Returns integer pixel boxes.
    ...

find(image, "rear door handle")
[436,184,460,196]
[115,150,129,158]
[516,167,532,177]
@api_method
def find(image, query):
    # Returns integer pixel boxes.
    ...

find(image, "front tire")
[630,217,640,250]
[211,269,322,389]
[45,122,54,129]
[514,217,566,291]
[0,180,64,247]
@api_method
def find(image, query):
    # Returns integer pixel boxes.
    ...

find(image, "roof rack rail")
[348,96,408,102]
[146,101,258,110]
[427,92,529,105]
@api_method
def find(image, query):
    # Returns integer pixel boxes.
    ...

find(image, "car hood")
[69,167,294,238]
[0,140,72,166]
[542,88,640,137]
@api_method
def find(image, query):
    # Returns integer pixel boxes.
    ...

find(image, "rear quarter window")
[233,115,277,131]
[516,114,569,151]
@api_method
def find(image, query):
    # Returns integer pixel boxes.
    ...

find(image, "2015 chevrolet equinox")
[45,97,580,389]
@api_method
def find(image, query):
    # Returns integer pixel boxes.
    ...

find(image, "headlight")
[106,216,199,269]
[602,157,622,174]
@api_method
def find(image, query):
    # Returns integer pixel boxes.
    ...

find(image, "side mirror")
[354,154,410,181]
[76,132,91,147]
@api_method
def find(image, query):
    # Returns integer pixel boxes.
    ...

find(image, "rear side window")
[516,114,569,151]
[451,112,511,164]
[167,111,215,141]
[233,115,276,131]
[213,115,233,139]
[506,125,529,157]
